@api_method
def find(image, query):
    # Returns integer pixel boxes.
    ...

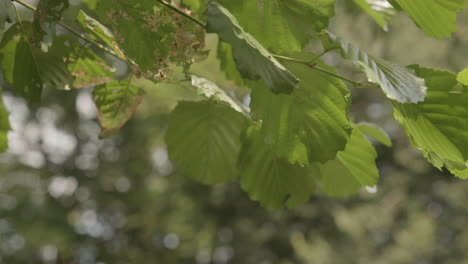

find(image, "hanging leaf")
[76,10,126,59]
[357,122,392,147]
[0,0,15,30]
[95,0,201,79]
[166,100,249,184]
[191,75,249,115]
[31,0,69,48]
[239,125,318,210]
[0,23,73,102]
[250,53,352,165]
[52,36,114,89]
[352,0,396,30]
[205,2,299,94]
[93,80,145,136]
[220,0,336,53]
[318,126,379,197]
[217,41,245,86]
[322,32,427,103]
[393,66,468,174]
[392,0,466,38]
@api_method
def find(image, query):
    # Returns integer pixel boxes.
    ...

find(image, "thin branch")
[13,0,126,61]
[273,54,364,86]
[308,47,341,64]
[155,0,206,28]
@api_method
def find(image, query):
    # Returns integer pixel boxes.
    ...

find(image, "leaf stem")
[308,47,340,64]
[155,0,206,28]
[13,0,126,61]
[272,54,363,86]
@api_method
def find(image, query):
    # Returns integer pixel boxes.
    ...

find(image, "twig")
[155,0,206,28]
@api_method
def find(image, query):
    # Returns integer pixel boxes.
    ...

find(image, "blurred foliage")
[1,0,468,263]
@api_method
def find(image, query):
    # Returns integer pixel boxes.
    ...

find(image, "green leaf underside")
[393,0,466,38]
[457,68,468,85]
[0,0,15,30]
[352,0,396,30]
[319,126,379,197]
[239,125,317,210]
[250,53,352,165]
[217,41,245,86]
[76,10,126,59]
[393,66,468,174]
[191,75,248,115]
[220,0,335,53]
[0,87,10,152]
[166,100,249,184]
[322,32,427,103]
[93,80,145,136]
[205,2,299,94]
[357,122,392,147]
[31,0,69,47]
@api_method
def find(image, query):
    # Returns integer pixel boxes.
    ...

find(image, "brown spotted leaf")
[93,80,145,136]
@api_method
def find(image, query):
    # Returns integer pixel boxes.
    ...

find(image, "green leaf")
[239,125,317,210]
[217,41,245,86]
[205,2,299,94]
[0,0,15,30]
[357,122,392,147]
[53,36,114,89]
[166,100,249,184]
[393,0,466,38]
[250,54,352,165]
[191,75,249,115]
[0,88,10,152]
[76,10,125,59]
[452,168,468,179]
[96,0,200,78]
[318,126,379,197]
[457,68,468,85]
[393,66,468,174]
[352,0,396,30]
[220,0,336,53]
[322,32,427,103]
[92,80,145,136]
[31,0,69,48]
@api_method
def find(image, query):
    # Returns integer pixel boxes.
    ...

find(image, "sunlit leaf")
[457,68,468,85]
[220,0,336,53]
[191,75,249,115]
[392,0,466,38]
[250,53,352,165]
[205,2,299,94]
[393,66,468,174]
[166,100,249,184]
[239,125,317,210]
[318,126,379,197]
[352,0,396,30]
[322,32,427,103]
[357,122,392,147]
